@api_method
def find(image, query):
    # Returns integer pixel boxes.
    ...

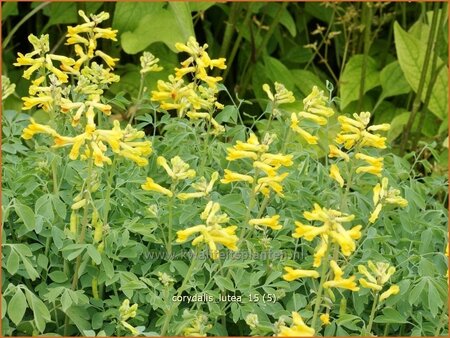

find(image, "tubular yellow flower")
[176,224,207,243]
[313,237,328,268]
[290,113,319,144]
[282,267,320,281]
[323,260,359,291]
[141,178,173,197]
[359,278,383,291]
[355,153,383,177]
[21,118,58,139]
[277,312,315,337]
[369,203,383,223]
[328,144,350,162]
[293,221,328,241]
[260,153,294,167]
[263,82,295,105]
[226,149,258,161]
[177,192,207,200]
[298,111,328,125]
[253,161,278,176]
[330,164,344,187]
[221,169,254,184]
[249,215,282,230]
[379,284,400,301]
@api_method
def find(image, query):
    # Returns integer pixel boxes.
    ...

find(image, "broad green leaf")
[8,288,27,326]
[394,21,448,119]
[6,248,20,275]
[339,55,380,110]
[189,2,216,12]
[51,194,67,219]
[409,278,427,305]
[2,2,18,20]
[387,111,410,142]
[379,61,411,99]
[120,2,195,54]
[112,2,162,34]
[14,200,35,231]
[427,280,443,317]
[66,306,91,332]
[291,69,327,97]
[215,106,238,124]
[61,290,72,312]
[263,3,296,37]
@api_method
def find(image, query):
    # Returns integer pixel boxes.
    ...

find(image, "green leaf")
[48,271,68,283]
[387,111,410,142]
[45,2,77,26]
[24,289,51,333]
[394,21,448,119]
[120,2,194,54]
[291,69,327,97]
[113,2,162,34]
[61,290,72,312]
[428,280,443,317]
[2,2,18,20]
[263,3,296,37]
[14,200,36,231]
[8,288,27,326]
[101,254,115,279]
[339,55,380,110]
[66,306,91,332]
[379,61,411,99]
[86,245,102,265]
[51,194,67,219]
[374,307,408,324]
[214,276,235,291]
[6,248,20,275]
[215,105,238,124]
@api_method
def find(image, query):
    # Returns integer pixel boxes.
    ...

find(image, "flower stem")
[160,248,200,335]
[366,292,379,335]
[167,182,176,255]
[311,245,331,331]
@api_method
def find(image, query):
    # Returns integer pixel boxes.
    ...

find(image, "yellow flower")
[157,155,196,181]
[176,203,238,260]
[293,221,328,241]
[277,312,315,337]
[355,153,383,177]
[140,51,163,74]
[221,169,254,184]
[369,203,383,223]
[302,86,334,117]
[290,113,318,144]
[249,215,282,230]
[359,278,383,291]
[226,149,258,161]
[297,111,327,125]
[329,164,344,187]
[313,237,328,268]
[177,192,207,200]
[328,144,350,162]
[178,172,219,200]
[253,161,279,176]
[21,118,58,139]
[320,313,330,326]
[379,284,400,301]
[121,321,139,336]
[262,82,295,105]
[323,260,359,291]
[141,178,173,197]
[282,267,319,281]
[260,153,294,167]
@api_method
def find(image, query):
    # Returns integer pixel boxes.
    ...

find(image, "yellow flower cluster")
[66,10,118,69]
[23,118,152,167]
[262,82,295,117]
[329,112,390,182]
[290,86,334,144]
[323,260,359,291]
[222,133,293,198]
[176,201,239,259]
[369,177,408,223]
[140,51,163,74]
[182,313,211,337]
[277,312,315,337]
[292,203,361,268]
[151,36,225,135]
[358,261,399,301]
[141,155,196,197]
[119,299,139,336]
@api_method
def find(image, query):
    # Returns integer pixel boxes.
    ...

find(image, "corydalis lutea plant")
[15,10,155,336]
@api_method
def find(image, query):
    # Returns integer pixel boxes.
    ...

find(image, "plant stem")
[2,2,50,49]
[71,157,94,290]
[167,182,176,255]
[366,292,379,335]
[400,2,440,154]
[160,248,200,335]
[414,2,447,147]
[357,3,372,112]
[311,245,331,330]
